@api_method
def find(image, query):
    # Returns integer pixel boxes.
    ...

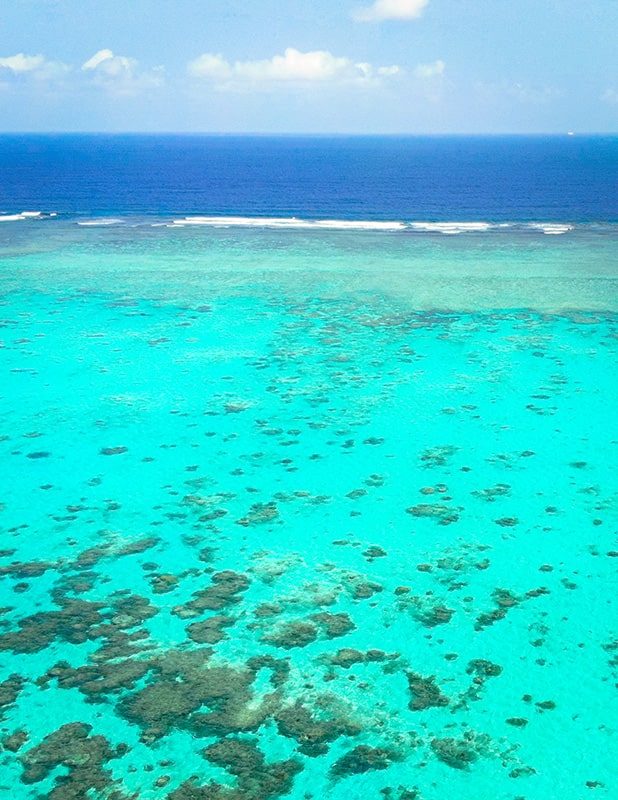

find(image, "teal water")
[1,221,618,800]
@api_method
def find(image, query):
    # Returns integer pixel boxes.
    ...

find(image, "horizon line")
[0,130,617,137]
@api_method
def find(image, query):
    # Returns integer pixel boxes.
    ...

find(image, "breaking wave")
[0,212,593,235]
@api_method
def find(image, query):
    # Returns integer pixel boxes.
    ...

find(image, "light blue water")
[1,215,618,800]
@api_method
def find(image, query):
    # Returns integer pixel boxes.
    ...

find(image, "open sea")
[1,134,617,800]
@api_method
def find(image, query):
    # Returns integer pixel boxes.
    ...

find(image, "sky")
[0,0,617,133]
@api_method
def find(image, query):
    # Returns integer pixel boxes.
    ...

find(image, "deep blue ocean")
[1,134,617,221]
[1,135,617,800]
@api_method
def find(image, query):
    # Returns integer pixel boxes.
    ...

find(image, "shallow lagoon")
[1,221,617,800]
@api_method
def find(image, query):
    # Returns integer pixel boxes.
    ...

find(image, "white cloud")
[82,49,116,71]
[377,65,402,77]
[414,60,445,79]
[81,49,164,93]
[506,83,560,104]
[475,80,562,106]
[188,47,400,89]
[601,88,618,105]
[0,52,69,80]
[353,0,429,22]
[187,53,232,81]
[0,53,45,73]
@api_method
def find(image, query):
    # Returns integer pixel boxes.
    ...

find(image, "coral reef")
[331,745,398,777]
[406,672,449,711]
[430,737,478,770]
[20,722,118,799]
[173,571,250,617]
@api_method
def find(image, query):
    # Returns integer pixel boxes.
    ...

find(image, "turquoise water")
[1,221,618,800]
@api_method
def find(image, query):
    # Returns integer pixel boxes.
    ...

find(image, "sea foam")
[526,223,574,235]
[0,211,45,222]
[409,221,495,234]
[171,216,406,231]
[76,218,126,226]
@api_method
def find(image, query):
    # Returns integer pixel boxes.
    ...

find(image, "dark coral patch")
[474,608,507,631]
[246,655,290,689]
[203,736,302,797]
[117,653,278,741]
[362,545,387,560]
[262,621,318,650]
[310,612,356,639]
[415,605,455,628]
[466,659,503,678]
[275,700,361,754]
[236,502,279,527]
[187,615,235,644]
[174,571,249,618]
[431,737,478,770]
[20,722,117,799]
[0,560,57,579]
[41,658,151,703]
[506,717,528,727]
[406,672,449,711]
[1,729,28,752]
[326,648,395,669]
[349,579,383,600]
[406,503,459,524]
[330,745,397,777]
[0,674,25,720]
[0,598,108,654]
[116,537,160,556]
[151,573,180,594]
